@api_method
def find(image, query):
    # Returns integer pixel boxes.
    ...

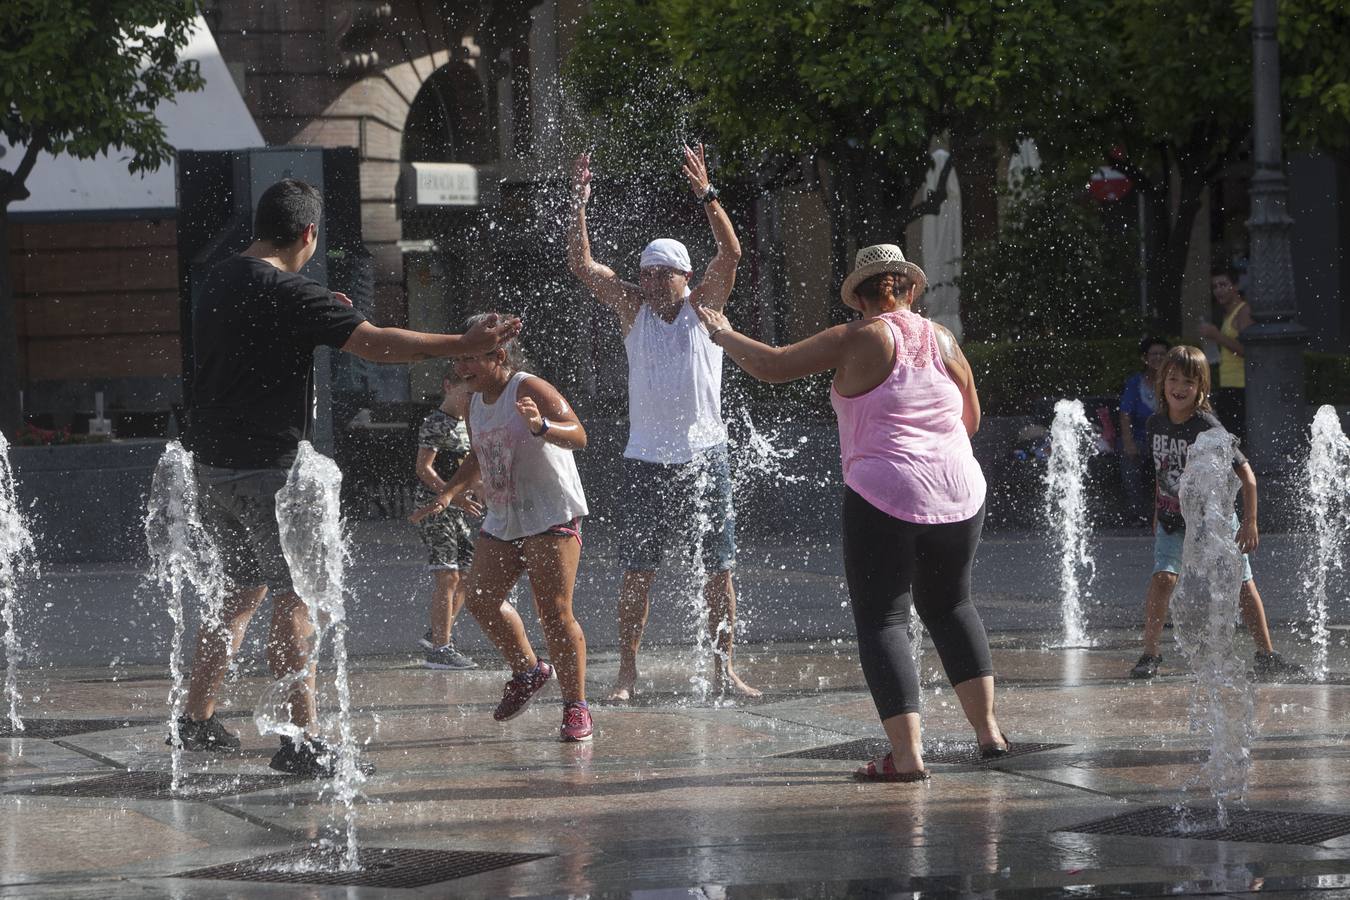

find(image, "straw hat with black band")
[840,244,928,312]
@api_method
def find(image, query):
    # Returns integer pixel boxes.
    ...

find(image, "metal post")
[1242,0,1308,473]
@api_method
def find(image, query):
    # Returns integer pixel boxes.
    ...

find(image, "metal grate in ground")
[174,847,551,888]
[16,771,289,801]
[0,718,155,739]
[1059,806,1350,846]
[777,737,1069,764]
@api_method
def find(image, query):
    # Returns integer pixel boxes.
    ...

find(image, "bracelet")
[707,327,727,344]
[531,417,551,437]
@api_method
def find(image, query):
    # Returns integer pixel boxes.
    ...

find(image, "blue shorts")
[1153,519,1253,583]
[618,443,736,573]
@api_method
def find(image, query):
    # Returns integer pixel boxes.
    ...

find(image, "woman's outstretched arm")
[694,306,851,383]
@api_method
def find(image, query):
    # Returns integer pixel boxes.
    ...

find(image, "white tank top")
[470,371,588,541]
[624,300,728,464]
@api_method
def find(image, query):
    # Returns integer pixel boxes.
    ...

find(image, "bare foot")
[715,666,762,699]
[607,668,637,703]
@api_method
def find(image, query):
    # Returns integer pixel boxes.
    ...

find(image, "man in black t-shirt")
[174,179,519,777]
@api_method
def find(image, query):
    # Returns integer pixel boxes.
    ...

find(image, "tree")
[0,1,203,438]
[565,0,1110,303]
[1102,0,1350,332]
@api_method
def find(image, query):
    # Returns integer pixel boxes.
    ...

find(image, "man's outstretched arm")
[566,152,640,323]
[685,144,741,312]
[341,315,521,363]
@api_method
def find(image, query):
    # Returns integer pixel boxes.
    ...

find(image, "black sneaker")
[1254,651,1308,682]
[425,643,477,670]
[166,714,241,752]
[1129,654,1162,679]
[418,628,435,650]
[269,736,375,779]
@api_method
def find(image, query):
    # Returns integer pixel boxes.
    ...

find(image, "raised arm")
[515,376,587,451]
[342,315,521,363]
[566,153,641,325]
[684,144,742,312]
[934,323,982,436]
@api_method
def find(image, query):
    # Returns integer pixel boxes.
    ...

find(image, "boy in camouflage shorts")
[412,368,481,669]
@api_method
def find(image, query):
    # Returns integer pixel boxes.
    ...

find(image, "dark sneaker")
[1129,654,1162,679]
[1254,651,1308,682]
[425,643,478,670]
[493,661,555,722]
[418,628,435,650]
[166,714,241,752]
[560,701,594,743]
[269,736,376,779]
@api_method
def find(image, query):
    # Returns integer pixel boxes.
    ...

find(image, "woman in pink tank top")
[697,244,1007,783]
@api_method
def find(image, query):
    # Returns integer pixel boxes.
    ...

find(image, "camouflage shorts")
[414,490,475,571]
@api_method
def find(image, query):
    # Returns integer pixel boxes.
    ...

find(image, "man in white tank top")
[567,145,761,701]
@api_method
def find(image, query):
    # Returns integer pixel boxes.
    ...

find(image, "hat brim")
[840,260,927,311]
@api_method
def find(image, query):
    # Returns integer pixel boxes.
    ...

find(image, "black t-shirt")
[184,255,366,469]
[1147,409,1248,533]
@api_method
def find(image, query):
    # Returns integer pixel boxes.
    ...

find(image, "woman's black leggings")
[841,486,992,719]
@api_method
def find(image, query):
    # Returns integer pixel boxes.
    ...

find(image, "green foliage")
[959,176,1139,342]
[1262,0,1350,153]
[0,0,203,185]
[565,0,1109,181]
[964,338,1142,415]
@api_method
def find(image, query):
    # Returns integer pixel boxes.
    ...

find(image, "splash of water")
[267,442,363,870]
[0,430,36,732]
[144,442,225,790]
[1043,399,1097,647]
[1303,406,1350,681]
[1171,428,1255,822]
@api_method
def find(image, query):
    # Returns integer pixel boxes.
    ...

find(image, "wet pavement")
[3,520,1349,897]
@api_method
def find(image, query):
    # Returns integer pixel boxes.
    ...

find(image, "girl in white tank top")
[409,322,593,742]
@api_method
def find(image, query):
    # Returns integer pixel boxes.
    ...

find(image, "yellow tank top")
[1219,301,1246,388]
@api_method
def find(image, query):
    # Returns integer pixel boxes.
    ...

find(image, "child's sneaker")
[560,701,593,742]
[1254,650,1307,682]
[425,642,477,670]
[493,661,554,721]
[1129,654,1162,679]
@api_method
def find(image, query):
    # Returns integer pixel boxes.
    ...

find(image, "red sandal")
[853,752,930,783]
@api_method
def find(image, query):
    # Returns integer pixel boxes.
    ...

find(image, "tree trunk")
[1145,168,1209,335]
[0,205,21,439]
[950,127,999,245]
[819,151,858,325]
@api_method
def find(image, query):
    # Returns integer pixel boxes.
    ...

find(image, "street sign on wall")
[408,162,480,206]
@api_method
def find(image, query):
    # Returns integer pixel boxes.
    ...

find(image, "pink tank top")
[830,310,986,524]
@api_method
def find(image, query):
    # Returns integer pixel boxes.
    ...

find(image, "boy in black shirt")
[1128,345,1303,681]
[174,179,520,776]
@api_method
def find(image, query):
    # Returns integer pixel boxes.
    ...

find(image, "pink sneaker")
[560,701,593,742]
[493,661,554,721]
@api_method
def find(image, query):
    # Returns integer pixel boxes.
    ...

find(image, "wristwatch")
[532,417,551,437]
[700,184,720,205]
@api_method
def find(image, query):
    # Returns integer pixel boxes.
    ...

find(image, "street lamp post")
[1242,0,1308,473]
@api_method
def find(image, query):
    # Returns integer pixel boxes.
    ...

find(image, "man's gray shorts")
[195,464,293,593]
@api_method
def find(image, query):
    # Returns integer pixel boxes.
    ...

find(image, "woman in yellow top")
[1198,265,1252,437]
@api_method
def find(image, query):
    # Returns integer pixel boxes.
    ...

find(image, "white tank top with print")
[470,371,588,541]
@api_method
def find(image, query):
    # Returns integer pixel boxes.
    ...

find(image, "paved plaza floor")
[2,625,1349,898]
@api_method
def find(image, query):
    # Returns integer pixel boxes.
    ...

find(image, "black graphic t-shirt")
[184,255,366,469]
[1147,410,1248,533]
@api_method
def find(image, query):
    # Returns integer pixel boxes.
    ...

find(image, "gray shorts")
[195,464,293,593]
[414,489,475,571]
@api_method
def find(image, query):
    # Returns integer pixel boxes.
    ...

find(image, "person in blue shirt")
[1118,336,1170,525]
